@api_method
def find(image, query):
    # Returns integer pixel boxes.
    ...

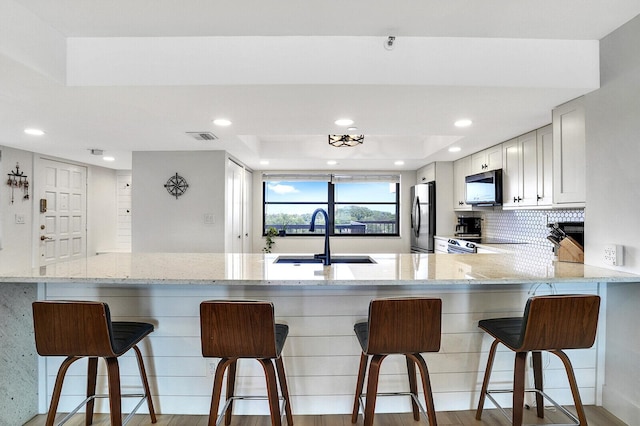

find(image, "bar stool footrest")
[485,388,580,426]
[356,392,429,424]
[216,395,288,426]
[55,393,149,426]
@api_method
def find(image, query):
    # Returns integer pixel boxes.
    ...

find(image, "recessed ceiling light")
[24,128,45,136]
[260,160,269,165]
[454,119,473,128]
[213,118,232,126]
[103,156,115,162]
[448,146,462,153]
[347,127,358,132]
[327,160,338,165]
[394,160,405,166]
[334,119,354,126]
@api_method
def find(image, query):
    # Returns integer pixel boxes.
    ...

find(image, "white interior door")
[36,158,87,266]
[227,159,244,253]
[243,168,253,253]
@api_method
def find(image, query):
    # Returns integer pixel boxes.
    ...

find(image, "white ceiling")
[1,1,640,171]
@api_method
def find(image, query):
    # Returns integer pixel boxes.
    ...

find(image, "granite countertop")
[0,252,637,286]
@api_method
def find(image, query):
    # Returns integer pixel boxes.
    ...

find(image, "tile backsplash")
[481,209,584,245]
[477,209,585,274]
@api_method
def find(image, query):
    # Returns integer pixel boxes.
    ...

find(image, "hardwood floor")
[24,406,627,426]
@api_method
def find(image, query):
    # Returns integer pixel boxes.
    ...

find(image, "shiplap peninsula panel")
[40,282,602,415]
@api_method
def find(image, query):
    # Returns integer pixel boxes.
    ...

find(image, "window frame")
[262,176,400,237]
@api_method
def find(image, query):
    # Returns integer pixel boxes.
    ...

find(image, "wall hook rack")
[6,162,29,204]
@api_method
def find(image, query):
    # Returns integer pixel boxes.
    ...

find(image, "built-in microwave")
[465,169,503,206]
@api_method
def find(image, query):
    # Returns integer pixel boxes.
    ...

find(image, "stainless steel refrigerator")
[410,182,435,253]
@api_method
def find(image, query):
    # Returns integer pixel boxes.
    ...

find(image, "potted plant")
[278,223,287,237]
[263,227,279,253]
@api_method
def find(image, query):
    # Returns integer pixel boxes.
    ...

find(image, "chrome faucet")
[309,208,331,266]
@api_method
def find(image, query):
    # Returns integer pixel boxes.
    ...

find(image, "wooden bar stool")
[32,300,157,426]
[475,294,601,426]
[200,300,293,426]
[351,297,442,426]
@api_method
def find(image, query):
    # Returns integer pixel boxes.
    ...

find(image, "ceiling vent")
[186,132,218,141]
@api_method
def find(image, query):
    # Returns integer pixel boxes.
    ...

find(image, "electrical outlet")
[206,361,217,376]
[203,213,215,225]
[15,214,25,224]
[603,244,623,266]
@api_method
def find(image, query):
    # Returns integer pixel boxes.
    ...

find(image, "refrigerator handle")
[413,197,421,238]
[410,198,415,230]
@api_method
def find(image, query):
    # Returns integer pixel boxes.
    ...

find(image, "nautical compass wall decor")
[164,173,189,199]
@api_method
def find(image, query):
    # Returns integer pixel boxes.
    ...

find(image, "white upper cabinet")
[453,156,472,211]
[519,131,539,207]
[552,98,586,207]
[416,163,435,184]
[470,144,503,174]
[501,126,553,209]
[536,125,553,207]
[502,137,521,208]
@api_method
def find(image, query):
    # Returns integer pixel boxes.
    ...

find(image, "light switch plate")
[603,244,623,266]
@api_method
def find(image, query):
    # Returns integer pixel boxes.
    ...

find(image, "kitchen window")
[262,173,400,236]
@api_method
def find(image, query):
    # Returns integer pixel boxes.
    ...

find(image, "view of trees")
[265,206,396,234]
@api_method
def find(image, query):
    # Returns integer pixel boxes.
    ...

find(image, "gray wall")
[132,151,227,252]
[584,13,640,423]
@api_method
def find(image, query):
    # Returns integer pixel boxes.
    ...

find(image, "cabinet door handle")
[537,195,542,201]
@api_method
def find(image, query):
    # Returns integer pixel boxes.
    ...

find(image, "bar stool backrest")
[200,300,278,358]
[33,300,117,357]
[366,297,441,355]
[518,294,600,352]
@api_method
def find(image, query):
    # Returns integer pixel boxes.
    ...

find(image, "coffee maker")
[455,217,481,237]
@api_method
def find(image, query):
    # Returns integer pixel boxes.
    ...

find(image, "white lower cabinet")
[434,237,448,253]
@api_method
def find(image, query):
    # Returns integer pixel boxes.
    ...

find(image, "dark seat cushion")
[110,322,154,355]
[275,323,289,357]
[354,321,369,352]
[478,317,524,350]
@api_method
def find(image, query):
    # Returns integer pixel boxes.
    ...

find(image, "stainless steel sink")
[274,255,376,264]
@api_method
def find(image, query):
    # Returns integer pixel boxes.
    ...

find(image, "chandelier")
[328,134,364,147]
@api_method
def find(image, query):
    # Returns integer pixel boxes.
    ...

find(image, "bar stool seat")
[200,300,293,426]
[475,294,601,426]
[32,300,157,426]
[351,297,442,426]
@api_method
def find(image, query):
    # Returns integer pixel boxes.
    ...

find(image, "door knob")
[40,235,53,241]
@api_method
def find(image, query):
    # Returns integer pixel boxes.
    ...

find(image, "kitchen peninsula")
[3,252,639,422]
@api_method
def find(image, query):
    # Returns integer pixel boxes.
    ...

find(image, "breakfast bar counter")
[1,251,637,285]
[2,252,639,424]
